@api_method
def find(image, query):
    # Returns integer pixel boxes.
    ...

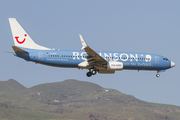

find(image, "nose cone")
[171,61,176,68]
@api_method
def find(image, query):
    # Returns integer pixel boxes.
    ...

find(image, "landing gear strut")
[86,69,97,77]
[156,74,160,77]
[156,71,160,77]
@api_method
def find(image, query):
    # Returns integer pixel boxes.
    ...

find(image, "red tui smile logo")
[15,34,27,44]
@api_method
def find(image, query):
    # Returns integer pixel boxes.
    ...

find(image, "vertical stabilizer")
[9,18,51,50]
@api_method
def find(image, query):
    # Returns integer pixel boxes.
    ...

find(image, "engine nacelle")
[107,61,123,70]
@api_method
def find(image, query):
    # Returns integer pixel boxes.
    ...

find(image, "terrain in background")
[0,79,180,120]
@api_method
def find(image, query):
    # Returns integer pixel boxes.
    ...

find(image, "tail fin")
[9,18,51,50]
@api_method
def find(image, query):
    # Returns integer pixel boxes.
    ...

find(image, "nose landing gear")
[156,70,160,77]
[156,74,160,77]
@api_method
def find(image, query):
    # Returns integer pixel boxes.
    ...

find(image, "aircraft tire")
[92,70,97,75]
[87,72,92,77]
[156,74,160,77]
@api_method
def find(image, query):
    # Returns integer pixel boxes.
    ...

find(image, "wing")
[79,35,107,67]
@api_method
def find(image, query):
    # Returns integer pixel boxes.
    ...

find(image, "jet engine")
[106,61,123,70]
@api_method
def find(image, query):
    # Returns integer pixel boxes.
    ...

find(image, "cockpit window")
[163,58,169,61]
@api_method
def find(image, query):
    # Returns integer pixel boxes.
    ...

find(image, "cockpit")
[163,58,169,61]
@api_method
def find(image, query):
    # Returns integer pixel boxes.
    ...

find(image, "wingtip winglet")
[79,34,88,50]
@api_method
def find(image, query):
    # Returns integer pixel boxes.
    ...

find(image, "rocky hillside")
[0,79,180,120]
[0,79,26,93]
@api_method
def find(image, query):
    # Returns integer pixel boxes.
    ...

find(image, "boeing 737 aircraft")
[9,18,175,77]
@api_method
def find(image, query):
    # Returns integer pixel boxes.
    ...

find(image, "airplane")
[8,18,175,77]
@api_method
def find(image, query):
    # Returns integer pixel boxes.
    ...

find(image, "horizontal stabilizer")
[3,51,14,53]
[12,46,28,54]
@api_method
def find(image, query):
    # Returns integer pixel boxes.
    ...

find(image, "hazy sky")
[1,0,180,106]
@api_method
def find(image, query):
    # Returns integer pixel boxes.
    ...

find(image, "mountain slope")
[0,79,26,93]
[23,79,105,103]
[0,79,180,120]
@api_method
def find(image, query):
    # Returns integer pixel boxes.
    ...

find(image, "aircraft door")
[155,56,159,64]
[38,52,43,60]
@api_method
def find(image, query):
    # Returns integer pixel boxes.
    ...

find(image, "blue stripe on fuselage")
[15,48,171,70]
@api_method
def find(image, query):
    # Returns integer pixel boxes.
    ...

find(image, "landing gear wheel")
[87,72,92,77]
[156,74,160,77]
[92,70,97,75]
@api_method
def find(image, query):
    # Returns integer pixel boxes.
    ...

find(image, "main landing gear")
[86,69,97,77]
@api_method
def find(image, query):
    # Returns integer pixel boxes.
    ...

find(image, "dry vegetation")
[0,79,180,120]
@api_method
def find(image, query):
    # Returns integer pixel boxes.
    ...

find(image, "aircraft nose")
[171,61,176,68]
